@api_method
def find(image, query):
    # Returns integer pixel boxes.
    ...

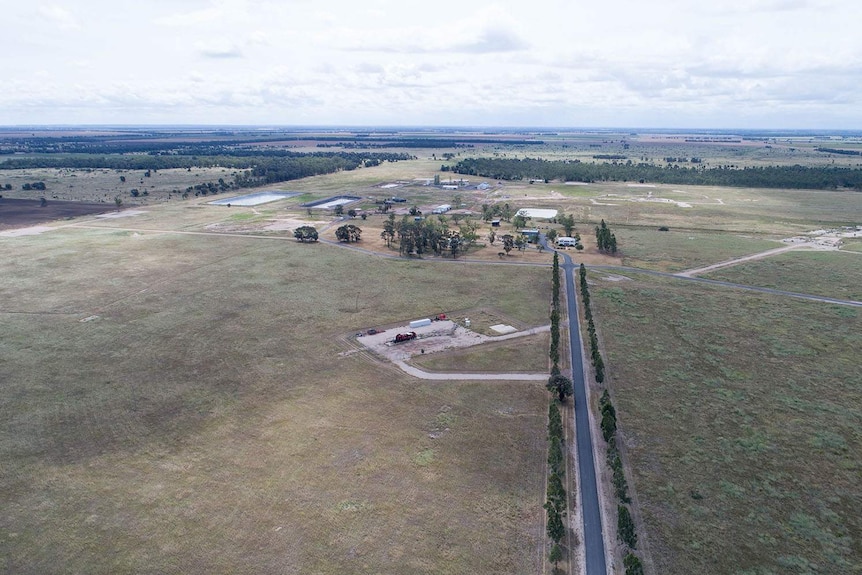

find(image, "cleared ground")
[0,198,117,230]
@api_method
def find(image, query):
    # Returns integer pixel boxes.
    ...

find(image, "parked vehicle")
[393,332,417,343]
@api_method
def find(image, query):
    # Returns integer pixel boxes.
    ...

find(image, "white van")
[556,237,578,247]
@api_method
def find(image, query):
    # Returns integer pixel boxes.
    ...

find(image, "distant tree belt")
[815,147,862,156]
[0,151,412,181]
[453,158,862,190]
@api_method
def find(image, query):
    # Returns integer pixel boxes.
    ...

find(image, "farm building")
[519,229,540,242]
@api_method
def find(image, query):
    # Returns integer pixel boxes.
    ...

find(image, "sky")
[3,0,862,129]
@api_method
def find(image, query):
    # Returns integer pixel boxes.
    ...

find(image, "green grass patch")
[841,238,862,253]
[613,227,782,272]
[703,250,862,301]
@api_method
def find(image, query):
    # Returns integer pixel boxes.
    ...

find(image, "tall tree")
[547,374,573,403]
[293,226,319,242]
[335,224,361,243]
[381,213,396,247]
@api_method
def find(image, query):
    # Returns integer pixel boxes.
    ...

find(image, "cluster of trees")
[21,182,46,191]
[452,157,862,190]
[498,232,528,255]
[480,202,514,222]
[293,226,319,242]
[186,178,236,197]
[545,401,568,567]
[595,220,618,254]
[335,224,362,243]
[664,156,702,163]
[552,211,577,237]
[581,263,644,574]
[380,213,479,258]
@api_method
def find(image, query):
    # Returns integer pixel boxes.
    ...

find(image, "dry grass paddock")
[4,142,862,574]
[589,272,862,575]
[0,216,553,574]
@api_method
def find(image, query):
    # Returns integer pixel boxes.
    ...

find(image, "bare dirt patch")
[0,198,117,231]
[263,216,324,232]
[354,318,549,364]
[355,320,479,362]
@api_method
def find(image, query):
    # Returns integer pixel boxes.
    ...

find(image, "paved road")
[556,246,609,575]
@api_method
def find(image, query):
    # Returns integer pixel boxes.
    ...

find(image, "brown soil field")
[0,198,117,230]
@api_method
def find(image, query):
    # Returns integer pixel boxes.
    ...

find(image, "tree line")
[545,252,573,571]
[452,157,862,190]
[0,151,413,188]
[579,264,644,575]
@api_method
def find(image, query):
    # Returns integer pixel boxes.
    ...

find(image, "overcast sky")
[4,0,862,129]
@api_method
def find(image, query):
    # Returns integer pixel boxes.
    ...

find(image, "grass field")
[703,250,862,301]
[0,167,242,203]
[4,135,862,575]
[612,227,783,272]
[588,272,862,575]
[574,185,862,235]
[0,224,553,574]
[410,333,550,373]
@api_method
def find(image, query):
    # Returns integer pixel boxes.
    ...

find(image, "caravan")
[555,237,579,247]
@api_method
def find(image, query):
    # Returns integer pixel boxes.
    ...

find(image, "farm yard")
[2,127,862,575]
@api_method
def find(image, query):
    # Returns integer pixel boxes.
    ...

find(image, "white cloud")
[196,41,245,59]
[1,0,861,128]
[38,4,80,30]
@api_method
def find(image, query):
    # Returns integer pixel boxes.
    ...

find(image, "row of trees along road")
[579,263,644,575]
[545,252,574,571]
